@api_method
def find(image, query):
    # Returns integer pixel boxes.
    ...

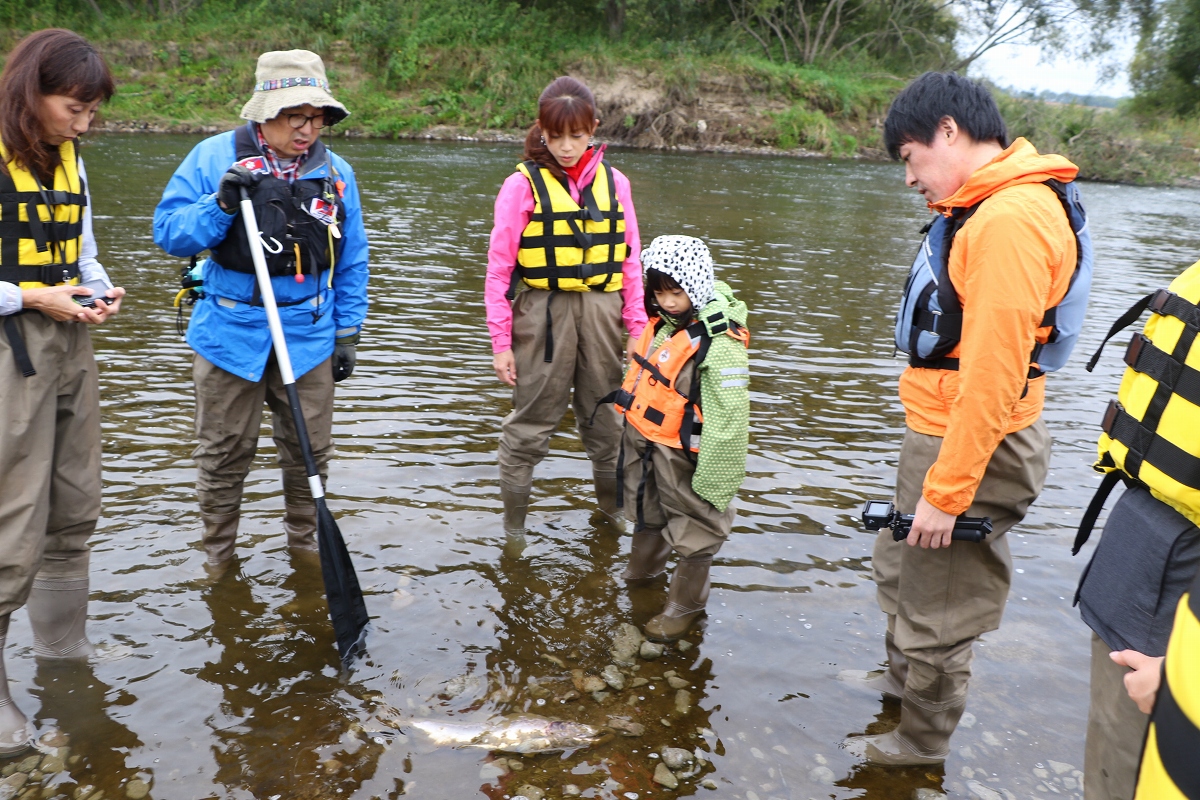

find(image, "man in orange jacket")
[843,72,1080,765]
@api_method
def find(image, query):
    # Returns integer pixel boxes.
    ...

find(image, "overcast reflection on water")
[3,135,1199,800]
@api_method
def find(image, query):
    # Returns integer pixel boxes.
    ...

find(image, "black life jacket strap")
[1124,333,1200,408]
[1,313,36,377]
[1102,399,1200,492]
[543,289,556,363]
[616,418,627,510]
[1072,469,1125,555]
[0,262,80,285]
[678,331,712,462]
[1086,291,1156,372]
[635,442,654,531]
[522,162,560,292]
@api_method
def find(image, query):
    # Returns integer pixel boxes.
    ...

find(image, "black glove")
[332,335,358,383]
[217,165,262,213]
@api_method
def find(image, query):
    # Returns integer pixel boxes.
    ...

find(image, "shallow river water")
[6,135,1200,800]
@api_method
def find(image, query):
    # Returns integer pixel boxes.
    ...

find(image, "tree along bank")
[1,11,1197,185]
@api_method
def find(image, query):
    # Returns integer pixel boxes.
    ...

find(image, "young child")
[485,76,647,534]
[614,235,750,641]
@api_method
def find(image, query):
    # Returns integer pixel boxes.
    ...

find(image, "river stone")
[72,785,95,800]
[591,690,612,704]
[514,785,544,800]
[38,732,67,750]
[661,747,693,770]
[611,623,644,665]
[557,689,581,703]
[653,763,679,789]
[124,780,150,800]
[321,759,342,774]
[38,758,63,776]
[601,665,625,691]
[16,756,39,774]
[674,689,693,715]
[563,785,581,796]
[1048,760,1074,775]
[607,717,645,737]
[581,675,607,693]
[701,778,718,790]
[667,675,689,689]
[677,640,693,652]
[1,774,28,797]
[640,642,665,660]
[966,781,1002,800]
[0,766,12,779]
[981,731,1002,746]
[809,766,835,784]
[913,790,948,800]
[630,677,650,688]
[959,712,977,729]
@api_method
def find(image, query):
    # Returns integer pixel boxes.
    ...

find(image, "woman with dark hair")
[485,75,647,536]
[0,28,123,753]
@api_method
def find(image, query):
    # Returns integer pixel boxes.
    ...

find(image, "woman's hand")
[494,349,517,386]
[1111,650,1165,714]
[22,285,125,323]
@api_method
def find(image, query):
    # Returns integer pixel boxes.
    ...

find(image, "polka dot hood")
[641,235,715,310]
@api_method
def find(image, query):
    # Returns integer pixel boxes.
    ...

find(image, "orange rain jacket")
[900,138,1079,515]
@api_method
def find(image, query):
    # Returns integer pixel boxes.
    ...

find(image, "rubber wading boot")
[838,628,908,701]
[201,510,240,567]
[0,615,30,755]
[593,468,623,525]
[621,529,673,582]
[28,574,95,660]
[284,503,319,552]
[644,553,711,642]
[501,484,531,534]
[847,695,965,766]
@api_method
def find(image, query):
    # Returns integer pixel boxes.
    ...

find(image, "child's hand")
[625,337,638,364]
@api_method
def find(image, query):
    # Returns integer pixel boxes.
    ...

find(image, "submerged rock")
[607,717,645,737]
[653,762,679,789]
[913,790,948,800]
[674,689,693,715]
[667,675,689,689]
[514,785,545,800]
[125,780,151,800]
[601,665,626,691]
[661,747,693,770]
[640,641,665,660]
[611,624,644,665]
[966,781,1002,800]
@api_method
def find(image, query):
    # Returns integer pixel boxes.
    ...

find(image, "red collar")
[563,146,595,186]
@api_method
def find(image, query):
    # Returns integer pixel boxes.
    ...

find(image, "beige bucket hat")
[239,49,349,125]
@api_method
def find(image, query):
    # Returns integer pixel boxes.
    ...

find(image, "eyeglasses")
[286,112,328,130]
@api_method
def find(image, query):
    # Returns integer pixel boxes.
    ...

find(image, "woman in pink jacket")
[486,76,647,536]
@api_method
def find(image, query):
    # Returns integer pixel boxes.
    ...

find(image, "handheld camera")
[861,499,993,543]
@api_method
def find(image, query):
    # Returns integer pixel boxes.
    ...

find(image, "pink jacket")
[485,149,647,354]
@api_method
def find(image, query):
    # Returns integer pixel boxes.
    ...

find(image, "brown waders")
[0,313,105,753]
[497,288,624,532]
[620,415,735,642]
[193,353,333,565]
[1084,632,1147,800]
[847,421,1050,764]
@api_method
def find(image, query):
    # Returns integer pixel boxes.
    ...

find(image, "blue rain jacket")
[153,129,369,382]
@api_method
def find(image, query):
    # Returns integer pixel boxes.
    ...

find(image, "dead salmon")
[408,715,602,754]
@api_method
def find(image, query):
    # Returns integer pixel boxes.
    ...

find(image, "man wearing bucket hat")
[153,50,369,569]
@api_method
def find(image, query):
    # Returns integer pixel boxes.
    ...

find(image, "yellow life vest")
[1091,261,1200,530]
[0,139,86,288]
[1134,575,1200,799]
[515,159,626,292]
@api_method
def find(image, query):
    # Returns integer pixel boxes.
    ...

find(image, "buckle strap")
[2,315,36,377]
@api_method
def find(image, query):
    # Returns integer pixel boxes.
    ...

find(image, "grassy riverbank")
[3,2,1199,185]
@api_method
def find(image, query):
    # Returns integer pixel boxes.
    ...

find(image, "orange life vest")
[614,316,749,452]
